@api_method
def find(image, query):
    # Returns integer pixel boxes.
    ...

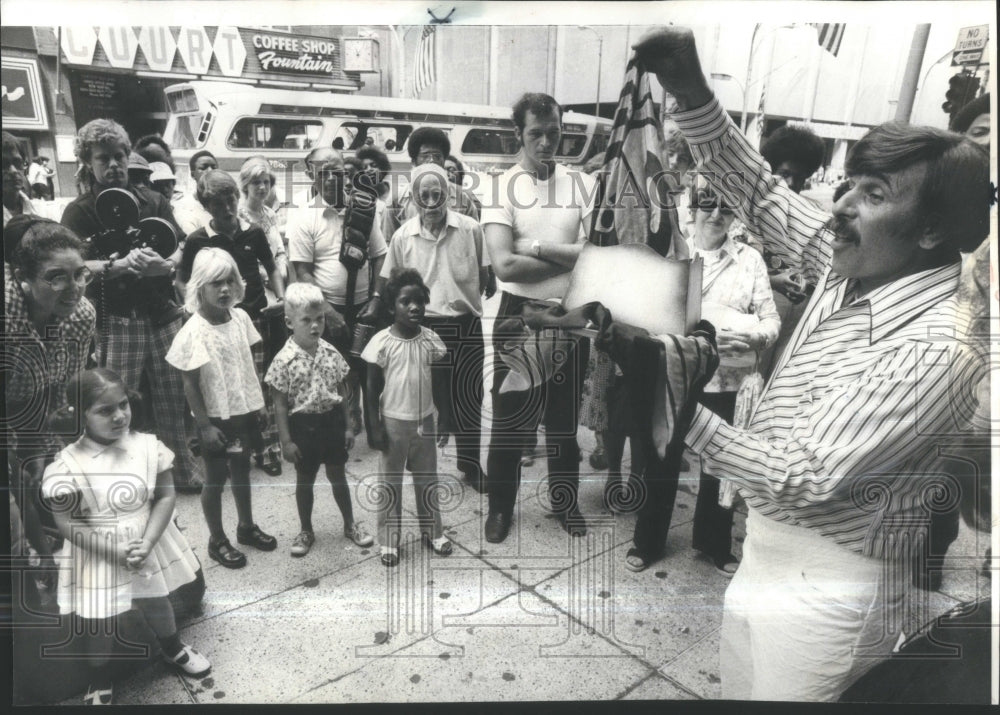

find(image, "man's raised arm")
[633,27,832,287]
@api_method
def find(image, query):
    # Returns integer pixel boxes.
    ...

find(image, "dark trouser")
[486,291,590,516]
[326,300,370,429]
[425,313,485,481]
[627,335,702,559]
[691,392,737,561]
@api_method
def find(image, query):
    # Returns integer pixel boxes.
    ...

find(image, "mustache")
[829,216,859,242]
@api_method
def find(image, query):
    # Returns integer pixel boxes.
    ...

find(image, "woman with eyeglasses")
[5,215,97,605]
[678,179,780,577]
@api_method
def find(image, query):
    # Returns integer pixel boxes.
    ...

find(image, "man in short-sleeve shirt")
[480,92,597,543]
[287,147,387,433]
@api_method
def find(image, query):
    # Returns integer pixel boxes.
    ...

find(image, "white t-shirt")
[286,194,388,305]
[360,326,446,421]
[165,308,264,419]
[481,163,597,301]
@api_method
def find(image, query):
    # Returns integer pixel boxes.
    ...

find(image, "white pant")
[721,509,912,701]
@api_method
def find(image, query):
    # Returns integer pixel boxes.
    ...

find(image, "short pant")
[205,413,257,458]
[289,409,349,475]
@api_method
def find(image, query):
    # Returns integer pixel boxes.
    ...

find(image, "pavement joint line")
[649,624,724,697]
[612,666,696,701]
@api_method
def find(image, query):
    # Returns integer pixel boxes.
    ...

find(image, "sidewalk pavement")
[23,291,986,705]
[44,430,984,705]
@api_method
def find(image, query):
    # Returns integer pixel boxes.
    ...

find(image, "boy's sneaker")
[290,531,315,557]
[345,522,374,547]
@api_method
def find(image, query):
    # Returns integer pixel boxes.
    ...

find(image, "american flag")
[811,23,846,56]
[412,25,437,97]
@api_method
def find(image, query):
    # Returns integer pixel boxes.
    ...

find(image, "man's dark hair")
[512,92,562,131]
[846,121,990,253]
[134,134,175,171]
[188,150,216,172]
[3,130,26,169]
[761,125,825,176]
[951,92,989,134]
[357,146,391,176]
[406,127,450,164]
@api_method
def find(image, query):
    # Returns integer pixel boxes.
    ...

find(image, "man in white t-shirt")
[287,146,387,434]
[481,92,598,544]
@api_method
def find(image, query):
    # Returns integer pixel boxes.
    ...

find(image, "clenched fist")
[632,26,713,112]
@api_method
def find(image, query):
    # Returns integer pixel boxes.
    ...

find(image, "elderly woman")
[360,163,489,490]
[60,118,203,493]
[5,216,96,591]
[237,156,288,285]
[665,180,780,576]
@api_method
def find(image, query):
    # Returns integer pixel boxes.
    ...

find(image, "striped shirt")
[679,98,976,561]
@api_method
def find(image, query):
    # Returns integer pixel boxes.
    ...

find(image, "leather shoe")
[484,511,511,543]
[557,507,587,537]
[236,524,277,551]
[208,538,246,569]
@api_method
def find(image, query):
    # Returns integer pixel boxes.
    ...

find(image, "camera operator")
[60,118,203,492]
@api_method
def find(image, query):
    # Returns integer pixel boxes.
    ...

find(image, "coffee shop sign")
[252,34,338,74]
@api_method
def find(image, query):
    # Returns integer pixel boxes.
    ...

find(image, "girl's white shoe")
[165,643,212,677]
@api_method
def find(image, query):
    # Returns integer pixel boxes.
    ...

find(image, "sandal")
[425,535,453,556]
[380,547,399,568]
[624,547,650,573]
[83,683,114,705]
[208,538,247,569]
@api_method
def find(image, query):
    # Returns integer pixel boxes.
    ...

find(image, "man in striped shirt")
[635,27,991,701]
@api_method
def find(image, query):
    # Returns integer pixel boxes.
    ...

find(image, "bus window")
[336,122,412,152]
[557,133,587,158]
[461,128,519,155]
[590,130,610,156]
[226,118,322,150]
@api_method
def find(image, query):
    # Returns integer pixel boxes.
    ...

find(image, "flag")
[412,25,437,97]
[811,23,845,56]
[589,57,685,260]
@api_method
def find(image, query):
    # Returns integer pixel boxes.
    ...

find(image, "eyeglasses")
[417,151,444,163]
[693,189,735,215]
[40,267,94,291]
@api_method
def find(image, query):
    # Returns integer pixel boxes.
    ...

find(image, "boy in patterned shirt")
[265,283,373,556]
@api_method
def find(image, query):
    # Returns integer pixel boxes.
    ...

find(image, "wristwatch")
[530,240,541,257]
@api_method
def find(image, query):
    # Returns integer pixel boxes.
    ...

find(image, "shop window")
[227,118,323,150]
[461,129,519,155]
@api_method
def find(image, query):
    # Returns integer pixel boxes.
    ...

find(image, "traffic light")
[942,73,981,121]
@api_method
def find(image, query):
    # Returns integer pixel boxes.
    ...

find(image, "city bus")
[162,81,612,206]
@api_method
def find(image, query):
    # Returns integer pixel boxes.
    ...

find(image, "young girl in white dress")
[43,368,210,705]
[166,247,277,569]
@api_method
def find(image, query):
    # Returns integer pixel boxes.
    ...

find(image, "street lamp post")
[578,26,604,118]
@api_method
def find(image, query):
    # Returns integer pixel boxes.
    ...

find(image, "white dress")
[165,308,264,419]
[41,432,201,619]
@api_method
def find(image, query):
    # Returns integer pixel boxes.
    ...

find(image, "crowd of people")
[3,23,993,705]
